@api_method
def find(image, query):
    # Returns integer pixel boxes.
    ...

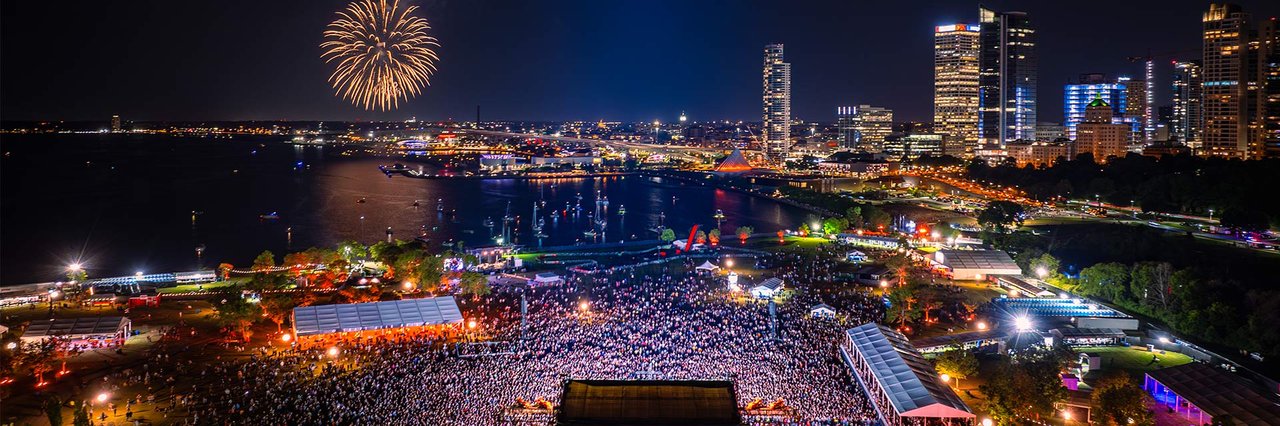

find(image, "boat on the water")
[259,212,281,220]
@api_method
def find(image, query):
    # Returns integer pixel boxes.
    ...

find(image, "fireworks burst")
[321,0,439,111]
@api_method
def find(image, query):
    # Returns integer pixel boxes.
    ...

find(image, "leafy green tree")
[981,355,1068,424]
[337,240,367,262]
[458,271,491,298]
[252,250,277,272]
[66,268,87,283]
[822,217,849,236]
[1028,253,1062,281]
[1077,262,1131,302]
[735,226,754,242]
[217,263,234,280]
[864,208,892,230]
[1091,373,1154,426]
[260,293,301,332]
[695,230,707,244]
[885,284,921,328]
[215,291,262,343]
[934,345,979,387]
[798,223,812,237]
[708,228,721,244]
[846,206,864,228]
[659,228,677,243]
[977,201,1026,233]
[1130,262,1175,311]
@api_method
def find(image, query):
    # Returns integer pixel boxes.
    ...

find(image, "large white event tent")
[292,297,464,338]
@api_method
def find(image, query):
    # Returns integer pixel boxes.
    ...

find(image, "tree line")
[966,153,1280,231]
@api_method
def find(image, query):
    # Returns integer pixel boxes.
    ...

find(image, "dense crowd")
[163,249,888,425]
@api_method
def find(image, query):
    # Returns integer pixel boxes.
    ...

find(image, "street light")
[982,418,993,426]
[939,373,950,383]
[96,392,109,403]
[1035,267,1048,279]
[327,347,340,358]
[976,321,988,331]
[1014,316,1033,331]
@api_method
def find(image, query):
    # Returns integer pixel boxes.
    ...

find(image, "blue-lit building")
[1063,74,1142,140]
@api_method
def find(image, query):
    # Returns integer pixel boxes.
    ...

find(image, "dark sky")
[3,0,1278,123]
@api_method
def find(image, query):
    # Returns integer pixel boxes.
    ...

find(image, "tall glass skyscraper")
[978,7,1036,148]
[934,23,981,156]
[1172,61,1203,147]
[762,44,791,160]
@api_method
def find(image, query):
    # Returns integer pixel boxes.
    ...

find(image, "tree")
[252,250,277,272]
[1028,253,1062,281]
[215,292,262,343]
[1219,208,1269,232]
[735,226,754,243]
[1130,262,1174,311]
[218,263,234,280]
[337,240,367,262]
[1091,373,1154,426]
[981,355,1068,424]
[659,228,677,243]
[708,229,721,245]
[885,284,921,328]
[695,230,707,244]
[846,206,863,228]
[798,223,811,237]
[934,345,979,387]
[66,268,87,284]
[458,271,491,298]
[43,395,62,426]
[977,201,1026,233]
[260,293,300,332]
[822,217,848,236]
[1077,262,1131,302]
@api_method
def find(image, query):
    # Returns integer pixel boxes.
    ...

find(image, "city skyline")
[4,1,1280,123]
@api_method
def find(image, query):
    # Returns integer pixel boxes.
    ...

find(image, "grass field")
[1076,346,1193,374]
[157,280,239,294]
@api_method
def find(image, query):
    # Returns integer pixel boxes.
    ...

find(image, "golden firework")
[321,0,439,111]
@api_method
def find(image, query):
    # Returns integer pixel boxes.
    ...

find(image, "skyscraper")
[836,105,893,152]
[1258,19,1280,158]
[1202,3,1259,158]
[111,115,121,133]
[1172,61,1203,147]
[1125,78,1150,143]
[934,23,981,156]
[762,44,791,160]
[978,6,1037,148]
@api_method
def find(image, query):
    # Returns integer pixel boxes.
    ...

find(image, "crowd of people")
[98,247,893,425]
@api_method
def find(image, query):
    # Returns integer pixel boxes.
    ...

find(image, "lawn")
[1076,346,1193,374]
[157,279,239,294]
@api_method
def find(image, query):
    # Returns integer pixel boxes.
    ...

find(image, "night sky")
[3,0,1278,123]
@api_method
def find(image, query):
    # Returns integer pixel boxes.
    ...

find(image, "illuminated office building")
[1076,98,1132,163]
[836,105,893,152]
[934,23,981,156]
[1062,74,1142,141]
[1259,19,1280,158]
[111,115,121,133]
[1202,3,1262,158]
[1172,61,1203,147]
[883,133,944,160]
[1125,78,1150,143]
[762,44,791,159]
[978,6,1037,147]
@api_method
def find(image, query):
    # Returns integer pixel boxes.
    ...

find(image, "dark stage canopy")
[556,379,741,426]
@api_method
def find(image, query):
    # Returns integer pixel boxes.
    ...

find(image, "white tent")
[695,261,719,271]
[292,297,464,337]
[810,304,837,318]
[749,278,784,299]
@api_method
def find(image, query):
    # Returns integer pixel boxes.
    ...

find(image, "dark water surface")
[1,134,810,284]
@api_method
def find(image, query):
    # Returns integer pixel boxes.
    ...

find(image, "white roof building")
[932,250,1021,280]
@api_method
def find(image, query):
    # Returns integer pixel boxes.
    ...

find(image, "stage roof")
[23,316,129,339]
[292,297,463,337]
[1146,363,1280,424]
[846,323,973,419]
[557,379,740,426]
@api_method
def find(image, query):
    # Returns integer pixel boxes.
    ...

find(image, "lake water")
[0,134,811,284]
